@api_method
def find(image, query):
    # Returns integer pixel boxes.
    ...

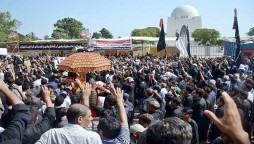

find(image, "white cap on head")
[238,64,246,71]
[209,79,216,86]
[62,71,68,77]
[126,77,134,82]
[130,124,145,134]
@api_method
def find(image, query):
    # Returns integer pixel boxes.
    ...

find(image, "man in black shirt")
[208,97,224,142]
[136,76,147,102]
[182,85,194,108]
[191,88,207,142]
[166,97,182,118]
[22,86,56,144]
[0,79,31,144]
[182,107,199,144]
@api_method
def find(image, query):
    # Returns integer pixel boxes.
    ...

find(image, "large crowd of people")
[0,53,252,144]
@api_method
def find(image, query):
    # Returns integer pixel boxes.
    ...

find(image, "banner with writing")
[19,43,86,50]
[0,48,7,55]
[92,39,132,50]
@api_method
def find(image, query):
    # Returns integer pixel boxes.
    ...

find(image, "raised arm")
[12,84,27,101]
[204,92,250,144]
[75,79,92,107]
[199,68,205,82]
[22,86,56,144]
[0,79,23,105]
[0,79,30,142]
[110,86,130,144]
[111,87,128,125]
[42,86,53,108]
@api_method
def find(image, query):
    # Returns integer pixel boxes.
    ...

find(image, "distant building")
[165,5,225,58]
[223,37,254,58]
[167,5,202,37]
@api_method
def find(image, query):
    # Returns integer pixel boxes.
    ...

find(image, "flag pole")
[164,42,167,58]
[157,19,166,57]
[233,8,245,66]
[18,36,20,53]
[186,26,191,58]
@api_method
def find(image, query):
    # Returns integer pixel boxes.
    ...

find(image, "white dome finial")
[171,5,199,19]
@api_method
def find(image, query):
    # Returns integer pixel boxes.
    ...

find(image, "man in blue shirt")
[98,87,130,144]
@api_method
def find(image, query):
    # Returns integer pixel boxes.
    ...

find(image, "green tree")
[44,35,50,40]
[0,11,21,42]
[131,27,160,37]
[51,17,84,39]
[100,28,113,39]
[192,28,221,46]
[247,27,254,36]
[17,33,26,41]
[25,32,40,40]
[51,28,69,39]
[92,32,102,39]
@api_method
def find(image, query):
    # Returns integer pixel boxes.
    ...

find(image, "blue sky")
[0,0,253,39]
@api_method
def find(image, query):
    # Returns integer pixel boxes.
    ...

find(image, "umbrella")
[58,52,112,73]
[58,52,112,94]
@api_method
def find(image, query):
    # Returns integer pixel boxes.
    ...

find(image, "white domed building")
[167,5,202,37]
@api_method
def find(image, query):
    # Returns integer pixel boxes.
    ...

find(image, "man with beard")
[182,107,199,144]
[191,88,207,143]
[182,85,194,108]
[122,77,135,104]
[167,97,182,118]
[135,75,147,106]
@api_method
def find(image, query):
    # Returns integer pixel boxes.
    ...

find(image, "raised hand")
[0,79,9,91]
[204,92,250,144]
[41,85,51,100]
[109,87,123,103]
[41,85,53,107]
[80,83,92,106]
[83,83,92,97]
[12,84,20,90]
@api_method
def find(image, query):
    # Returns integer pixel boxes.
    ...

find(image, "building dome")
[171,5,199,19]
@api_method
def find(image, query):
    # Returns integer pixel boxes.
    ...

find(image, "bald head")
[67,104,90,124]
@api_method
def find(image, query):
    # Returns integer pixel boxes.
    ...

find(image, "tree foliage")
[192,28,221,46]
[44,35,50,40]
[131,27,160,37]
[92,32,102,39]
[100,28,113,39]
[17,33,26,41]
[16,32,40,41]
[51,28,69,39]
[25,32,40,41]
[51,17,85,39]
[247,27,254,36]
[0,11,21,42]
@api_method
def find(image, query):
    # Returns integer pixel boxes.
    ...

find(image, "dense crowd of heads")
[0,53,252,144]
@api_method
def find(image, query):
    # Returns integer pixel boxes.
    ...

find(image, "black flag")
[233,8,245,67]
[157,19,166,52]
[186,26,191,57]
